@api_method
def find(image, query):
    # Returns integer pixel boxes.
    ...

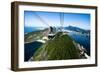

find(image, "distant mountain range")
[64,26,90,34]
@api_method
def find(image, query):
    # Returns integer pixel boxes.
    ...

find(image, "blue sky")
[24,11,90,30]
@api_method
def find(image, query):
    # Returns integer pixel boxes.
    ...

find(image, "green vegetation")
[32,32,81,61]
[25,28,49,43]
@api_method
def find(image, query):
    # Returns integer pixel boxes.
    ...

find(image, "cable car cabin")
[48,26,56,39]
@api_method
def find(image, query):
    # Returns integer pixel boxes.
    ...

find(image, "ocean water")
[24,27,34,33]
[24,27,47,33]
[24,27,90,61]
[24,41,43,61]
[68,32,90,56]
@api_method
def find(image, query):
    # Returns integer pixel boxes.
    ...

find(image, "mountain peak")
[32,32,81,61]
